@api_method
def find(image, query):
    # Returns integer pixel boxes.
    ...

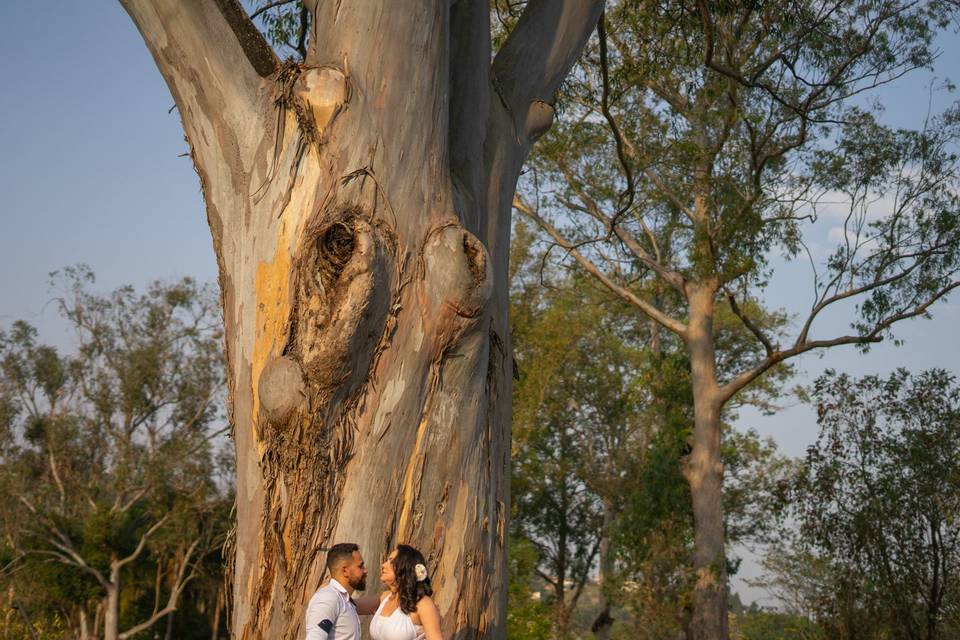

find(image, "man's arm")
[305,590,339,640]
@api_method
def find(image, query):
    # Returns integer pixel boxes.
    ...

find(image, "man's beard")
[349,575,367,592]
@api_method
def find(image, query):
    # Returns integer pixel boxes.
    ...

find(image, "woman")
[369,545,443,640]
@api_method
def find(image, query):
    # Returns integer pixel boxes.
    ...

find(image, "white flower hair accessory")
[414,563,428,582]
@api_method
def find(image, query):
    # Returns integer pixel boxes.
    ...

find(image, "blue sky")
[0,2,216,342]
[1,0,958,607]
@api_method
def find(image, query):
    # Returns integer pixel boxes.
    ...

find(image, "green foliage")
[0,604,69,640]
[510,224,791,636]
[0,266,231,639]
[732,607,819,640]
[754,544,890,640]
[523,0,960,379]
[248,0,308,59]
[507,536,553,640]
[519,4,960,632]
[511,230,631,634]
[765,369,960,640]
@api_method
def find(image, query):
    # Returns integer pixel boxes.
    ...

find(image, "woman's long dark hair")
[393,544,433,614]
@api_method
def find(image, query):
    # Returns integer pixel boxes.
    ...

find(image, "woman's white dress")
[369,594,426,640]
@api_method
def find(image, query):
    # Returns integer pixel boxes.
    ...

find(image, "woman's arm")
[416,596,444,640]
[353,592,387,616]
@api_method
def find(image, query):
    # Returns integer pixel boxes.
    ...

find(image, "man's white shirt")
[305,579,361,640]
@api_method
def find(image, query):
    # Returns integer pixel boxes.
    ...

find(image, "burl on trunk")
[119,0,602,637]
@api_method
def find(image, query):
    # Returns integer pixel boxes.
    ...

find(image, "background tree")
[612,420,789,640]
[726,597,818,640]
[782,369,960,640]
[511,280,633,639]
[752,542,885,640]
[514,1,960,636]
[0,268,232,640]
[510,220,648,640]
[509,225,790,639]
[117,1,603,634]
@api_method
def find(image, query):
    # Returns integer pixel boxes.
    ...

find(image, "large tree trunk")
[118,1,602,637]
[683,284,728,640]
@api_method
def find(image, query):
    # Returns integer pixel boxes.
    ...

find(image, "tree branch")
[114,486,150,515]
[724,288,775,357]
[294,5,309,61]
[119,0,277,175]
[449,0,492,233]
[697,0,921,123]
[47,450,67,512]
[596,13,635,226]
[117,538,202,640]
[555,186,685,293]
[551,148,652,255]
[492,0,604,141]
[249,0,297,21]
[115,515,170,571]
[211,0,279,76]
[513,195,688,337]
[24,511,113,589]
[720,281,960,402]
[796,258,926,347]
[568,537,602,612]
[122,0,277,80]
[29,548,103,587]
[535,568,560,591]
[482,2,604,272]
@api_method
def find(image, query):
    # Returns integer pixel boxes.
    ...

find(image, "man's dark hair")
[326,542,359,572]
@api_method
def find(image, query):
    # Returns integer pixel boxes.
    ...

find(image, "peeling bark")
[118,1,603,637]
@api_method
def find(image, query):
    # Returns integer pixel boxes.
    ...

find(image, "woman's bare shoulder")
[413,596,442,638]
[415,595,438,614]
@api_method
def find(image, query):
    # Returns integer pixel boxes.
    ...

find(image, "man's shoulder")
[308,583,342,606]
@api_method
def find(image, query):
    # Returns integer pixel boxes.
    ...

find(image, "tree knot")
[422,222,493,320]
[524,98,555,143]
[274,62,350,147]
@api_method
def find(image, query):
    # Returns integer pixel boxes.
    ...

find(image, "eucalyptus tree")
[117,0,603,636]
[514,1,960,637]
[0,269,229,640]
[509,226,790,640]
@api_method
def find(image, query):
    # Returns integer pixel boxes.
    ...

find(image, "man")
[306,543,369,640]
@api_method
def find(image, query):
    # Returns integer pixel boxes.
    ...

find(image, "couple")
[305,542,443,640]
